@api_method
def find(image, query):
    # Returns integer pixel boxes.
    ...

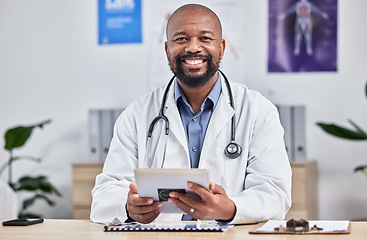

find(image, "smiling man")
[91,4,292,225]
[165,5,223,91]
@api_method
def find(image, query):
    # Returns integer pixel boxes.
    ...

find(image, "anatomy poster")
[268,0,337,72]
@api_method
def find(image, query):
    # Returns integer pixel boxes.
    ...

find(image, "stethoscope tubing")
[147,75,175,138]
[218,69,236,142]
[145,70,241,167]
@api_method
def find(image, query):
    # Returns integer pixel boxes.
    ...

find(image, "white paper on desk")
[258,220,349,233]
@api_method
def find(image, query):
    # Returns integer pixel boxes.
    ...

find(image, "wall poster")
[98,0,142,44]
[268,0,338,72]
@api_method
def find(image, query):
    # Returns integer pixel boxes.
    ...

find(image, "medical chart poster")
[268,0,337,72]
[98,0,142,44]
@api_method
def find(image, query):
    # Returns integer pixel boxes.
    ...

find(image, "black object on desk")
[2,218,44,226]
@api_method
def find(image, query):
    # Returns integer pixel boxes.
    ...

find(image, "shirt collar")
[174,73,222,110]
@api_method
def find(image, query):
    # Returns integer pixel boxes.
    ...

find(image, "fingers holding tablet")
[126,183,163,223]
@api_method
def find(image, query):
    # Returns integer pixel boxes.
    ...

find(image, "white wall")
[0,0,149,218]
[0,0,366,220]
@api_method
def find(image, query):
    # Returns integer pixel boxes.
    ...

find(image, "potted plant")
[0,119,62,218]
[317,82,367,175]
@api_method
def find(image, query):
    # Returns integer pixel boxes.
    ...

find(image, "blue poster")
[98,0,142,44]
[268,0,338,72]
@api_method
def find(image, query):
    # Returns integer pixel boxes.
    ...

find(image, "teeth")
[185,59,203,65]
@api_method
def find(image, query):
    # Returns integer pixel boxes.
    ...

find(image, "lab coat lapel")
[163,90,189,158]
[200,80,235,168]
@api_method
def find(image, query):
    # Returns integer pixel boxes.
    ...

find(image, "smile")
[184,59,205,65]
[181,58,207,69]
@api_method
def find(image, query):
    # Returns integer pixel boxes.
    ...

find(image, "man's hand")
[126,183,163,223]
[168,182,236,221]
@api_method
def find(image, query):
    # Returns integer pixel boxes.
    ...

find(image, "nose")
[185,38,202,54]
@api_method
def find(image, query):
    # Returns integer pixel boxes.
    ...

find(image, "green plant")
[0,119,62,218]
[316,82,367,174]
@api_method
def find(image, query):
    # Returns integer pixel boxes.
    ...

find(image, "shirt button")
[192,118,197,122]
[192,147,197,152]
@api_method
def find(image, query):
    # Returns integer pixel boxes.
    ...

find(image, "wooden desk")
[73,161,318,219]
[1,219,366,240]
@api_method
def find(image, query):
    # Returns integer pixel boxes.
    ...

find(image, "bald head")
[166,4,222,40]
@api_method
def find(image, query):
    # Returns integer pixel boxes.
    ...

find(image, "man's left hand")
[168,182,236,221]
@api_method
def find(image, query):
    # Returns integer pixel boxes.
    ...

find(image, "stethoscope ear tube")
[147,75,176,138]
[145,75,175,168]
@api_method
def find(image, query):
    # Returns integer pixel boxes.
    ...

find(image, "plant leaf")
[22,194,55,210]
[15,176,46,191]
[316,122,367,140]
[354,165,367,172]
[39,181,62,197]
[348,119,367,135]
[4,119,51,151]
[16,175,62,197]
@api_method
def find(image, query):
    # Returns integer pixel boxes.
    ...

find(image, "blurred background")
[0,0,366,220]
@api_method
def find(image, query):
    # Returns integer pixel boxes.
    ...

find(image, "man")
[91,4,291,224]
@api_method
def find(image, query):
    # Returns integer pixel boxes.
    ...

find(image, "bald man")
[91,4,291,225]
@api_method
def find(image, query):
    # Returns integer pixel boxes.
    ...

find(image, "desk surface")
[1,219,366,240]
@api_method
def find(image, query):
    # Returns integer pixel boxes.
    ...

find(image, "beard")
[168,53,219,88]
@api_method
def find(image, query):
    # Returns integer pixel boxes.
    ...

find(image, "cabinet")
[72,163,103,219]
[286,161,318,220]
[72,161,318,220]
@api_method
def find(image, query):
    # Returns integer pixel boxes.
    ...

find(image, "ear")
[164,41,169,59]
[219,38,226,60]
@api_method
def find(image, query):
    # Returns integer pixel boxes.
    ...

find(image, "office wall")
[0,0,149,218]
[0,0,366,220]
[244,1,367,220]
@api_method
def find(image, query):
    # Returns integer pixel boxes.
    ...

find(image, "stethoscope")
[145,69,242,168]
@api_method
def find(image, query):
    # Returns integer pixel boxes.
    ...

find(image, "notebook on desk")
[104,221,233,232]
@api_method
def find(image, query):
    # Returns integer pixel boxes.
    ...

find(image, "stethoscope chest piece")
[225,141,242,159]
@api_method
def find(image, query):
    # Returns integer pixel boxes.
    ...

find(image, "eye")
[200,36,213,42]
[174,37,187,42]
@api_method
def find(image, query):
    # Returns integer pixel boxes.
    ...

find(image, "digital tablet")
[134,168,210,214]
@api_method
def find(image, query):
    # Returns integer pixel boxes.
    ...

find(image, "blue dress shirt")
[175,75,221,221]
[174,75,221,168]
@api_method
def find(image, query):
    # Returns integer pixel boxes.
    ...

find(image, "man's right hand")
[126,183,163,223]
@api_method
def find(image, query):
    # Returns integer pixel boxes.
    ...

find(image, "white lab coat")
[90,77,292,224]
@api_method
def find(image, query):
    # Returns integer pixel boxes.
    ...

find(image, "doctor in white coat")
[91,4,291,225]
